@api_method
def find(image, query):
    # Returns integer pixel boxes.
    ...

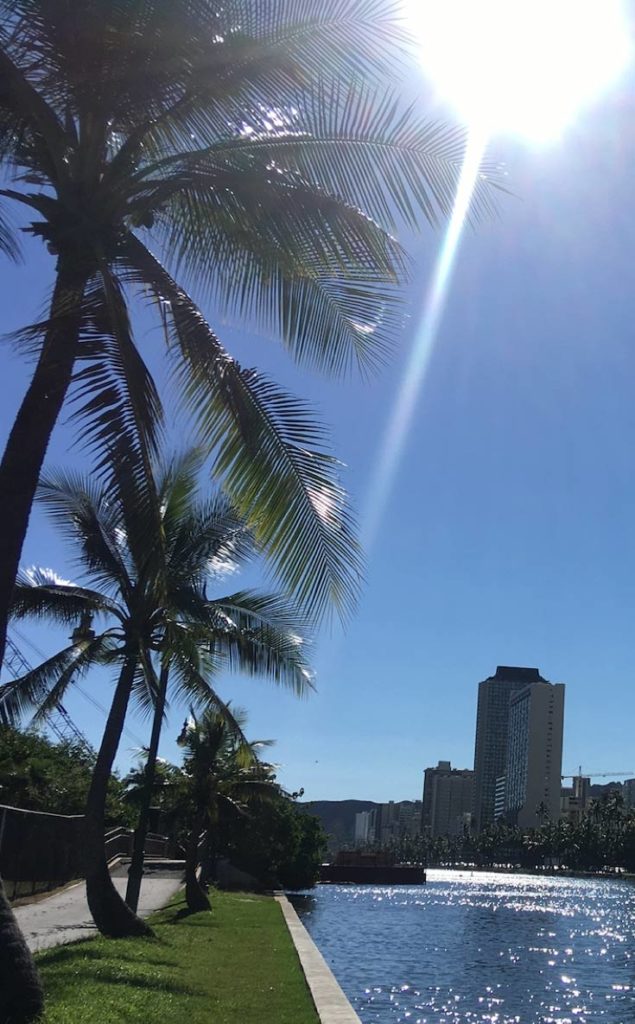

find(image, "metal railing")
[0,804,170,901]
[104,826,170,864]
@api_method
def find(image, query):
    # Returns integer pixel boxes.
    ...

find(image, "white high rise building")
[505,680,565,827]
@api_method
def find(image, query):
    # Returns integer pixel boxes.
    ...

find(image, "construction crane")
[562,767,634,781]
[2,632,92,751]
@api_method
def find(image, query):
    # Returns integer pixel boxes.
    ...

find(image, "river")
[290,869,635,1023]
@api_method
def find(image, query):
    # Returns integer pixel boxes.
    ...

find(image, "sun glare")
[410,0,631,143]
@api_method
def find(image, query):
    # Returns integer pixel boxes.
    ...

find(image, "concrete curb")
[275,893,361,1024]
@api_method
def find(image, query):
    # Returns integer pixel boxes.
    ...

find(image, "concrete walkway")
[14,874,182,952]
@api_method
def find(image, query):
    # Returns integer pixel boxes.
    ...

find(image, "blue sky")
[3,62,635,803]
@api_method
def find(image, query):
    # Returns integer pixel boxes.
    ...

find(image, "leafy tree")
[0,725,131,823]
[1,452,311,938]
[0,0,497,680]
[381,802,635,875]
[122,756,186,821]
[175,707,282,912]
[226,797,327,890]
[0,725,126,1024]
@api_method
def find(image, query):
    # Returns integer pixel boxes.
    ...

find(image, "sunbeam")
[362,131,487,548]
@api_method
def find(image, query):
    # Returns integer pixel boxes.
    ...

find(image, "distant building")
[624,779,635,809]
[561,776,590,824]
[422,761,474,837]
[494,775,507,822]
[354,802,421,847]
[397,800,422,838]
[472,666,548,831]
[354,810,377,845]
[589,780,626,800]
[505,680,565,827]
[376,801,422,844]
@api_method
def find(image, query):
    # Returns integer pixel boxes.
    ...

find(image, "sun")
[409,0,632,143]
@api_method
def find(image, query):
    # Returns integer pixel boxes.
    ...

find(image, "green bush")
[223,797,327,889]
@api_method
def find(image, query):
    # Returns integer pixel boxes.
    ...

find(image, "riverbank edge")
[276,893,361,1024]
[426,865,635,881]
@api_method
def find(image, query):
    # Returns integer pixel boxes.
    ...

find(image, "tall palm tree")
[0,878,43,1024]
[0,0,497,671]
[0,450,313,939]
[175,707,279,912]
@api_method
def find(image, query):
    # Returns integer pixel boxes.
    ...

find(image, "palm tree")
[0,450,312,938]
[0,0,498,671]
[0,878,43,1024]
[175,707,280,913]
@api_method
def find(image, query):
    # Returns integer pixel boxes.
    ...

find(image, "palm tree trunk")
[185,816,211,913]
[125,663,169,913]
[0,878,43,1024]
[0,255,90,670]
[85,655,152,937]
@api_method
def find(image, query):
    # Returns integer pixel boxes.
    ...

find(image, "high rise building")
[561,775,590,824]
[422,761,474,837]
[505,680,565,827]
[624,779,635,810]
[354,809,377,845]
[376,801,422,844]
[354,802,422,847]
[472,666,549,831]
[494,775,507,821]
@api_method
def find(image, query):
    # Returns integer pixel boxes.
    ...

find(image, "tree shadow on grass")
[38,944,176,969]
[42,965,198,998]
[162,906,216,927]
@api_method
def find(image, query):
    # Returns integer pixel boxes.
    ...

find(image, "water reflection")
[290,869,635,1023]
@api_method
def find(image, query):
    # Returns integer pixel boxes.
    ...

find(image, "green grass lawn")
[36,891,319,1024]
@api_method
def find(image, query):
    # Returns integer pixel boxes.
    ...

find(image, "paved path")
[14,875,182,952]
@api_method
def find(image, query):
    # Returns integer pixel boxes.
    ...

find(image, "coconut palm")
[0,879,43,1024]
[0,0,498,674]
[175,707,280,913]
[0,450,313,939]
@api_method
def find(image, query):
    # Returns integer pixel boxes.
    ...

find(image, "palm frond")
[215,1,410,85]
[133,156,407,375]
[209,590,313,635]
[0,36,69,180]
[124,238,363,624]
[131,651,162,721]
[0,635,110,725]
[178,703,250,763]
[155,453,255,585]
[204,604,314,697]
[70,270,163,478]
[166,498,255,591]
[180,81,501,229]
[11,568,120,624]
[0,200,20,261]
[103,0,411,171]
[36,470,134,600]
[169,653,249,741]
[155,448,206,525]
[218,778,282,805]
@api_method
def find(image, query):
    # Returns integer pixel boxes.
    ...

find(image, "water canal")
[291,869,635,1023]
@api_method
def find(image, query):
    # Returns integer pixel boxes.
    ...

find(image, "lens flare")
[408,0,631,143]
[363,131,486,548]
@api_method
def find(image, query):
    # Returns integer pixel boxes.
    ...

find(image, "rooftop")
[490,665,548,683]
